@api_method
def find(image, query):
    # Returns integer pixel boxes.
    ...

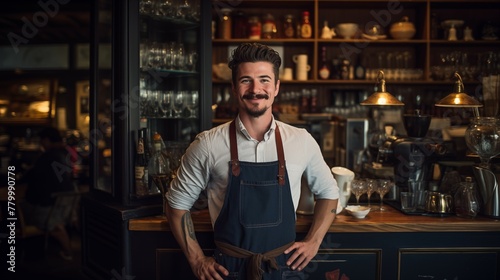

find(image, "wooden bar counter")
[129,204,500,233]
[126,204,500,279]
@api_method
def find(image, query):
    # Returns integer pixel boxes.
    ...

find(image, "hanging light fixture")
[435,72,483,116]
[360,70,404,106]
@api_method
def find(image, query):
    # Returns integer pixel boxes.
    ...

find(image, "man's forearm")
[165,202,206,266]
[304,199,337,245]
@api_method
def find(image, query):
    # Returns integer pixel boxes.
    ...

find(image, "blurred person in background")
[22,126,76,260]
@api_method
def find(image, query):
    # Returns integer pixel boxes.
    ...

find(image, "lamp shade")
[360,70,404,106]
[435,72,483,108]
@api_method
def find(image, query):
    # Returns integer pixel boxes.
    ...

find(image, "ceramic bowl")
[390,17,416,39]
[345,205,371,219]
[212,63,232,80]
[336,23,359,39]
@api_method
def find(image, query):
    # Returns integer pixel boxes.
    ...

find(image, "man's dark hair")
[38,127,63,143]
[228,43,281,85]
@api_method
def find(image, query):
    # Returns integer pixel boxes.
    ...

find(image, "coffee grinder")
[379,110,446,201]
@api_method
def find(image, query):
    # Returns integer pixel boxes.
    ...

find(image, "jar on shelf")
[248,16,262,40]
[283,14,295,38]
[218,8,232,39]
[233,10,248,39]
[262,13,277,39]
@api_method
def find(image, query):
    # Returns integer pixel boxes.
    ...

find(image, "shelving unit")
[212,0,500,115]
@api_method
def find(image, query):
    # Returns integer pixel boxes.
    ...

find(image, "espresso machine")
[379,111,446,195]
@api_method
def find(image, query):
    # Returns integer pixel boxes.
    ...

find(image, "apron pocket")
[240,180,282,228]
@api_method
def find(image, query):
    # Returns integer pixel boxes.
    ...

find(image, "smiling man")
[166,43,339,280]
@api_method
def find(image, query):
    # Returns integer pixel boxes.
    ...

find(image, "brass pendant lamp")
[360,70,404,106]
[435,72,483,116]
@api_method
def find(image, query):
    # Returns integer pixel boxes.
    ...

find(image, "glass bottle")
[319,46,330,80]
[148,132,171,195]
[248,16,262,39]
[218,8,232,39]
[262,13,277,39]
[134,129,148,197]
[300,11,312,39]
[448,24,457,41]
[454,177,480,218]
[283,14,295,38]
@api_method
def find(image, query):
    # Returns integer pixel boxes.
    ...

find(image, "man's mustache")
[242,93,270,100]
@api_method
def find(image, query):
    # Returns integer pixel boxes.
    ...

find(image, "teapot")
[331,166,355,210]
[321,20,335,39]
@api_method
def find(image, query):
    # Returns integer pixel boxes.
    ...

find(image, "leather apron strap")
[229,120,286,185]
[215,240,294,280]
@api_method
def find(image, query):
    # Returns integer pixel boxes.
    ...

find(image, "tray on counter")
[384,199,454,217]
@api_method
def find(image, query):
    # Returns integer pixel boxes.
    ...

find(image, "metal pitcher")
[473,165,500,218]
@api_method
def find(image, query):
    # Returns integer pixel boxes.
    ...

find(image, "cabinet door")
[91,0,113,195]
[90,0,212,206]
[304,249,382,280]
[156,249,214,280]
[399,248,500,280]
[138,1,207,142]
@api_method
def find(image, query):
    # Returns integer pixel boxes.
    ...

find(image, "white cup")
[282,67,293,80]
[293,54,308,65]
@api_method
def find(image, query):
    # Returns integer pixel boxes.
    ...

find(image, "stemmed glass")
[139,88,149,117]
[149,90,161,117]
[351,179,367,205]
[365,179,378,209]
[185,49,198,72]
[159,91,173,118]
[173,91,185,118]
[376,179,393,211]
[185,90,199,118]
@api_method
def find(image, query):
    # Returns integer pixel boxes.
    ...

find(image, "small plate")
[361,33,387,40]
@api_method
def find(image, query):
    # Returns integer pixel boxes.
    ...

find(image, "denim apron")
[213,121,300,280]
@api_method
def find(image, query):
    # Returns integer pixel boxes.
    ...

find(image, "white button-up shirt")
[166,116,339,226]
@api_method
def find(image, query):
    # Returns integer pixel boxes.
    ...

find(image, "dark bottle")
[319,46,330,80]
[283,14,295,38]
[135,129,148,197]
[233,10,248,39]
[340,58,350,80]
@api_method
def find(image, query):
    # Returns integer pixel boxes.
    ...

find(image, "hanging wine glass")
[465,117,500,169]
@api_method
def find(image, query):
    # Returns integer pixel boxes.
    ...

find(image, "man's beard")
[245,106,267,118]
[241,93,270,117]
